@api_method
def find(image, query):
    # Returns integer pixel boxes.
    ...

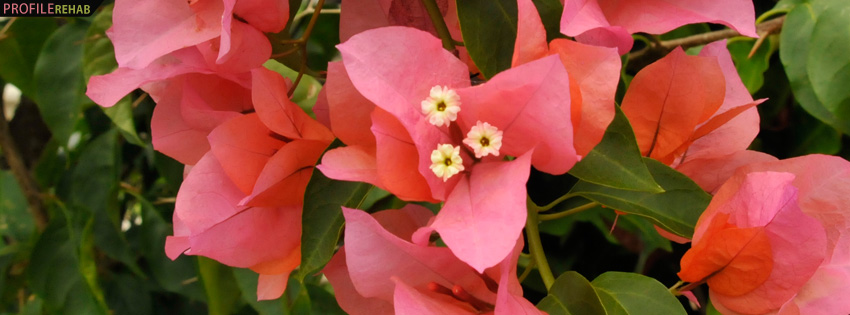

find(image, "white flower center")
[421,85,461,127]
[429,144,465,181]
[463,121,503,158]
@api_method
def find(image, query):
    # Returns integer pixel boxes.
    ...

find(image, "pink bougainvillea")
[680,155,850,315]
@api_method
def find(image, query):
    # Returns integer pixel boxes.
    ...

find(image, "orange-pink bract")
[323,206,543,315]
[679,155,850,315]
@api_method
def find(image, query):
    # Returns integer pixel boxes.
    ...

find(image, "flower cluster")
[85,0,850,313]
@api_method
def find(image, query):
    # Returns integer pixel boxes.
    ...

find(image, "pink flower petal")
[325,61,376,147]
[318,145,382,188]
[495,237,544,315]
[176,73,252,132]
[323,249,395,315]
[560,0,757,49]
[148,78,211,165]
[548,39,620,157]
[172,153,302,272]
[233,0,289,33]
[458,55,577,174]
[207,113,285,195]
[251,67,334,141]
[512,0,549,67]
[342,207,496,304]
[621,47,726,164]
[337,26,469,129]
[257,273,290,301]
[109,0,223,69]
[677,150,777,193]
[392,279,478,315]
[430,152,533,272]
[371,109,441,202]
[242,139,329,207]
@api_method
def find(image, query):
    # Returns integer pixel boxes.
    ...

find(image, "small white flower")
[420,85,461,127]
[463,121,503,158]
[429,144,465,181]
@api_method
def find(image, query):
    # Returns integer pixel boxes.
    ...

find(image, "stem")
[0,81,47,231]
[517,256,536,283]
[286,0,325,97]
[628,16,785,70]
[538,201,598,221]
[668,281,684,295]
[536,192,577,212]
[526,199,555,289]
[0,17,17,41]
[420,0,456,52]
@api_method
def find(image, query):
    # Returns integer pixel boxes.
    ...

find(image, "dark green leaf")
[569,106,664,193]
[537,271,606,315]
[0,170,34,241]
[82,4,116,80]
[727,38,774,94]
[297,140,374,280]
[127,196,205,300]
[569,158,710,238]
[71,129,143,275]
[27,209,108,314]
[591,272,686,315]
[198,257,242,315]
[103,273,153,315]
[780,1,850,133]
[457,0,517,78]
[33,20,89,145]
[0,18,56,98]
[305,283,346,315]
[790,109,842,155]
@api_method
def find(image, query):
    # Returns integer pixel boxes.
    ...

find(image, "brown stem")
[628,16,785,70]
[286,0,325,97]
[0,84,47,231]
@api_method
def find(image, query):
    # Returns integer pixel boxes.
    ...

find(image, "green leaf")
[806,1,850,134]
[727,38,774,94]
[790,109,842,156]
[71,130,143,276]
[82,3,145,146]
[780,1,850,134]
[0,18,56,98]
[537,271,606,315]
[27,209,108,314]
[297,140,374,281]
[126,195,205,300]
[531,0,564,42]
[569,158,710,238]
[263,59,322,116]
[591,272,686,315]
[33,20,89,146]
[198,257,242,315]
[82,4,117,80]
[0,170,34,241]
[233,268,287,315]
[457,0,517,78]
[304,283,346,315]
[569,106,664,193]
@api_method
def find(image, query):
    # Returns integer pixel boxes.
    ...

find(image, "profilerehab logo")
[1,0,103,17]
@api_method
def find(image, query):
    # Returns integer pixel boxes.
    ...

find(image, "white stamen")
[420,85,461,127]
[463,121,503,158]
[429,144,464,181]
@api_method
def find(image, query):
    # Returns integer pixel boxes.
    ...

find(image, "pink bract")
[680,155,850,315]
[560,0,758,54]
[323,26,576,271]
[323,206,543,315]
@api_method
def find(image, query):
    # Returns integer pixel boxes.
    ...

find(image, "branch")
[0,83,47,231]
[421,0,457,53]
[628,16,785,70]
